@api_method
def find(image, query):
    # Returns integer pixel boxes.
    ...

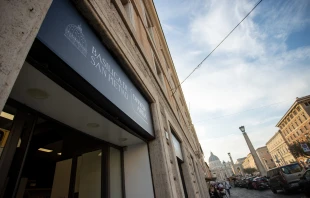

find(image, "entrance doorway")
[0,105,111,198]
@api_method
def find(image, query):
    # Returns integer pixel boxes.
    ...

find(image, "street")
[229,187,306,198]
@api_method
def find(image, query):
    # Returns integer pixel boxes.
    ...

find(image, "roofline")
[266,130,281,145]
[276,95,310,127]
[256,146,267,150]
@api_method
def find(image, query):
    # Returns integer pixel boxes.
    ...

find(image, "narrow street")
[229,187,305,198]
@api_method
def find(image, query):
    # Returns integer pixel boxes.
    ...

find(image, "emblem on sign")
[64,24,87,57]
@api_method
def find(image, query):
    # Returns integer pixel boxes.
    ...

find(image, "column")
[0,0,53,112]
[242,132,267,176]
[228,153,236,175]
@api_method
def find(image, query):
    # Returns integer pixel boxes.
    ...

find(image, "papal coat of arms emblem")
[64,24,87,57]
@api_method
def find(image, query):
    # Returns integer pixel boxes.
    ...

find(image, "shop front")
[0,0,155,197]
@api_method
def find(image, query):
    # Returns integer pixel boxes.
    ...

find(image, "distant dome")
[209,152,220,162]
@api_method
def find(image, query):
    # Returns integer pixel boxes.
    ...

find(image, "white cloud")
[154,0,310,164]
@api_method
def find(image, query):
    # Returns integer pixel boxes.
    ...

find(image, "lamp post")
[223,161,227,178]
[239,126,266,176]
[277,149,287,165]
[275,155,281,166]
[228,152,237,175]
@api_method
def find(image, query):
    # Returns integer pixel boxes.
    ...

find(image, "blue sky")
[153,0,310,163]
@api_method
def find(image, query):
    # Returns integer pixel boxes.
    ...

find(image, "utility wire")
[172,0,263,95]
[194,99,291,123]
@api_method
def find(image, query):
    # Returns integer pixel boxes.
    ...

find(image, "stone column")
[0,0,53,112]
[242,132,267,176]
[228,153,236,175]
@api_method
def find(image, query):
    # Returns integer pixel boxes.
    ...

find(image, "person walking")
[209,184,220,198]
[224,178,231,197]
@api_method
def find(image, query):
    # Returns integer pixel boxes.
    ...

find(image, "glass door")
[65,146,109,198]
[0,105,37,198]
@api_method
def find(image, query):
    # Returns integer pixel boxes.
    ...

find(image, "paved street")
[229,187,306,198]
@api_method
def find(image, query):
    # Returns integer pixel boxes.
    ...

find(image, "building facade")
[276,96,310,145]
[242,153,256,170]
[234,157,246,176]
[0,0,209,198]
[256,146,277,170]
[242,147,275,172]
[276,95,310,163]
[209,152,234,181]
[266,131,296,167]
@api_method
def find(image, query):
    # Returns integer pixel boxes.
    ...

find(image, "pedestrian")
[224,178,231,197]
[209,184,220,198]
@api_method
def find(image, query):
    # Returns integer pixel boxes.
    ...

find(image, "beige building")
[242,147,276,171]
[256,146,277,170]
[0,0,210,198]
[276,96,310,144]
[242,153,256,170]
[234,157,246,176]
[266,131,296,166]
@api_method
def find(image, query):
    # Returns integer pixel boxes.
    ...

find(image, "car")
[267,163,305,194]
[245,177,255,189]
[304,158,310,169]
[239,179,248,188]
[299,169,310,197]
[252,177,269,190]
[234,180,241,187]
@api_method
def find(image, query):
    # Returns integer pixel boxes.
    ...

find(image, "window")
[288,118,291,122]
[305,170,310,180]
[297,106,301,111]
[293,111,297,115]
[292,125,295,129]
[302,114,307,120]
[296,131,299,136]
[293,134,296,138]
[290,114,293,119]
[300,128,303,133]
[305,102,309,106]
[295,122,298,127]
[122,0,136,31]
[139,0,147,24]
[155,59,164,84]
[271,159,273,162]
[305,126,308,130]
[299,117,302,123]
[145,12,154,43]
[281,164,302,174]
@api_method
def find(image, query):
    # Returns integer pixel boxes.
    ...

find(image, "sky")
[153,0,310,163]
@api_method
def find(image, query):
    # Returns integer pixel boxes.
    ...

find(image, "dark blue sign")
[37,0,153,135]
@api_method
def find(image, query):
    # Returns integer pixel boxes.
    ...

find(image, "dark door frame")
[1,100,124,198]
[0,110,37,198]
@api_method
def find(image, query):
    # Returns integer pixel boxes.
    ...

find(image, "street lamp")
[239,125,267,176]
[228,152,237,175]
[223,161,227,178]
[239,126,245,133]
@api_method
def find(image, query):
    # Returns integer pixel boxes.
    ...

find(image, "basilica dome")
[209,152,220,162]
